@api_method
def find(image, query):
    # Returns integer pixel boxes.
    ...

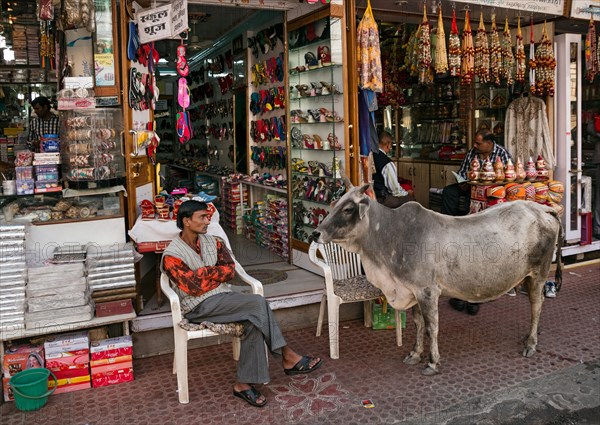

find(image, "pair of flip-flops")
[177,44,189,77]
[127,22,140,61]
[176,111,192,143]
[178,77,190,109]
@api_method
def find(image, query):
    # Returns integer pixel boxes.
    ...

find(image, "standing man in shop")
[28,96,60,152]
[372,131,414,208]
[442,129,512,314]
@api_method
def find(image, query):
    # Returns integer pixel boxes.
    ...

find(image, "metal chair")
[309,241,402,359]
[160,260,263,404]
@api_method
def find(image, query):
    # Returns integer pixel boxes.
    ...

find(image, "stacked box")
[469,184,506,214]
[2,343,45,402]
[0,223,27,330]
[86,244,136,309]
[90,336,134,388]
[26,262,93,329]
[33,151,61,193]
[44,331,91,395]
[15,164,34,195]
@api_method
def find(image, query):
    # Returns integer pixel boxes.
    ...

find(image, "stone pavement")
[0,262,598,425]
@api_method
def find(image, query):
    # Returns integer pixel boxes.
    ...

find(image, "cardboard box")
[3,377,14,401]
[45,350,89,369]
[44,331,89,355]
[95,299,134,318]
[469,200,488,215]
[51,381,91,395]
[90,360,132,376]
[51,366,90,380]
[2,343,45,378]
[91,367,134,388]
[90,336,132,354]
[48,374,91,395]
[90,355,132,367]
[470,185,488,201]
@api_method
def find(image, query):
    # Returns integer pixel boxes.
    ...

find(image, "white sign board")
[570,0,600,19]
[137,1,188,44]
[452,0,566,17]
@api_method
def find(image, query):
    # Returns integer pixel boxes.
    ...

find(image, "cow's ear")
[358,184,371,195]
[358,198,370,220]
[359,183,376,200]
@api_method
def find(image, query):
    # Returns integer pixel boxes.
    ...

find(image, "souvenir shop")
[0,0,599,402]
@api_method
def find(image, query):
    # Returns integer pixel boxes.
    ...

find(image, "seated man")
[372,131,414,208]
[442,129,512,314]
[161,200,322,408]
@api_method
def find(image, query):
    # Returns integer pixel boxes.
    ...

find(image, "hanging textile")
[417,5,432,84]
[585,16,598,83]
[474,12,490,84]
[460,10,474,85]
[435,8,448,75]
[532,22,556,96]
[489,14,501,85]
[515,17,526,83]
[528,18,536,94]
[448,9,461,76]
[505,95,555,169]
[501,17,515,85]
[357,0,383,92]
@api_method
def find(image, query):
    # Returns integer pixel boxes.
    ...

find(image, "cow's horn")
[339,162,354,189]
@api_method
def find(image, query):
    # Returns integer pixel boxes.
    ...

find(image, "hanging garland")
[489,14,501,86]
[448,9,461,77]
[417,5,432,84]
[532,21,557,96]
[461,9,474,85]
[501,17,515,85]
[585,16,598,83]
[474,12,490,84]
[528,18,536,94]
[407,24,421,77]
[515,17,526,83]
[435,7,448,75]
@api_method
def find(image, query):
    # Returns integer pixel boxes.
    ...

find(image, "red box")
[51,365,90,380]
[91,367,134,388]
[45,349,89,369]
[471,185,488,201]
[90,355,132,367]
[44,331,89,355]
[95,299,134,318]
[90,360,133,376]
[2,343,45,378]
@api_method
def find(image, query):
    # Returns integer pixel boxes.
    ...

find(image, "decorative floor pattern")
[0,263,598,425]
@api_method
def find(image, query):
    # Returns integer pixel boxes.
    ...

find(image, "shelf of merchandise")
[288,15,346,247]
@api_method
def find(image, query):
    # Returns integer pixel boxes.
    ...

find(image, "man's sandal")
[233,386,267,408]
[284,355,323,376]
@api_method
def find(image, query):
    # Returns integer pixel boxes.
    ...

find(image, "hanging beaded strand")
[474,11,490,84]
[515,16,526,83]
[534,21,557,96]
[435,6,448,75]
[448,7,461,77]
[528,17,536,94]
[417,4,432,84]
[501,17,515,86]
[461,9,474,85]
[489,14,502,85]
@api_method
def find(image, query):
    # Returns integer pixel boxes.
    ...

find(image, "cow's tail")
[548,208,564,292]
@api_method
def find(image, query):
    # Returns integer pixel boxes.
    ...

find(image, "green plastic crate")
[372,303,406,330]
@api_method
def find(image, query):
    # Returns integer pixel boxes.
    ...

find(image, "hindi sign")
[137,1,188,44]
[451,0,566,17]
[570,0,600,19]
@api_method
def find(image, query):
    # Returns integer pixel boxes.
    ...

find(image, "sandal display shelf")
[288,14,346,250]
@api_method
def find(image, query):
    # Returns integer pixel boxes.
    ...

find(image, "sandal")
[233,386,267,408]
[178,78,190,109]
[304,51,319,70]
[284,355,323,376]
[318,45,332,66]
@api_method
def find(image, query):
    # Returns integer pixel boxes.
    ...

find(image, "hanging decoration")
[585,16,598,83]
[515,17,526,83]
[474,12,490,84]
[501,17,515,86]
[489,14,501,85]
[406,24,421,77]
[528,18,536,94]
[435,7,448,75]
[448,8,461,77]
[417,5,432,84]
[356,0,383,92]
[461,9,474,85]
[39,20,55,70]
[532,22,556,96]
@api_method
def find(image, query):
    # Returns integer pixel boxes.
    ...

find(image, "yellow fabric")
[356,0,383,92]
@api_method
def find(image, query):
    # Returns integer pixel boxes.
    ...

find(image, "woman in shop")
[27,96,60,152]
[161,200,322,408]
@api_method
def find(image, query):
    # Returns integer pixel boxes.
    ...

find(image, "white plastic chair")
[160,260,263,404]
[309,241,402,359]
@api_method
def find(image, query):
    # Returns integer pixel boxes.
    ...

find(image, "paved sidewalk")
[1,263,598,425]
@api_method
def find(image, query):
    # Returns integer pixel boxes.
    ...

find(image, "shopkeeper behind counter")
[28,96,60,152]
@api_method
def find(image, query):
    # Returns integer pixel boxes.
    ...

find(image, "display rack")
[288,15,346,246]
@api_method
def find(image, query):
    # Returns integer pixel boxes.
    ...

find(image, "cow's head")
[312,184,373,246]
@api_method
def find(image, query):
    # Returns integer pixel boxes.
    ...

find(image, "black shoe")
[449,298,466,312]
[466,303,480,316]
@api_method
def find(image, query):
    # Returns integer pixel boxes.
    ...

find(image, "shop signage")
[451,0,566,17]
[137,0,188,44]
[570,0,600,19]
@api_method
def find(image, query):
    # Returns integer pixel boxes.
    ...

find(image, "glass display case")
[474,84,509,146]
[288,16,346,245]
[60,108,125,189]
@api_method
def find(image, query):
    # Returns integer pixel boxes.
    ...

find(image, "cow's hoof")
[523,347,536,358]
[422,365,439,376]
[403,352,421,365]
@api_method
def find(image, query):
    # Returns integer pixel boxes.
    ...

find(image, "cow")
[312,183,563,376]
